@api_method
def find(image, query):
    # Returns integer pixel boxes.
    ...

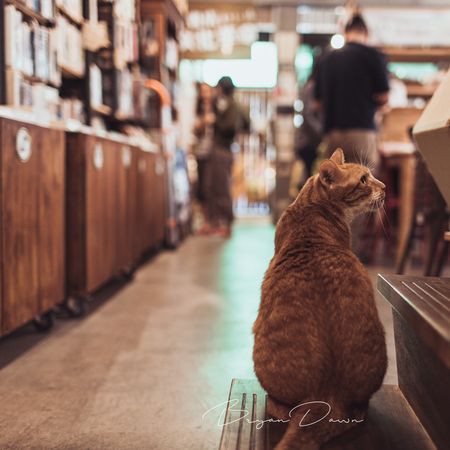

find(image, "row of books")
[22,0,54,19]
[6,68,85,122]
[5,6,60,85]
[114,20,139,69]
[113,0,136,23]
[6,70,58,114]
[6,69,84,122]
[115,67,149,121]
[89,64,103,107]
[57,15,85,76]
[56,0,83,21]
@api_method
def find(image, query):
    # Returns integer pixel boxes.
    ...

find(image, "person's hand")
[204,113,215,125]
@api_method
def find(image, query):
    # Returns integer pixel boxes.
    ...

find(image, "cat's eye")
[360,175,367,184]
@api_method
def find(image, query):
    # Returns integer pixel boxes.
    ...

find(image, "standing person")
[314,13,389,260]
[193,83,214,232]
[314,13,389,171]
[206,76,249,238]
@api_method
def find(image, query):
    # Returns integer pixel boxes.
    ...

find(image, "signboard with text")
[180,3,258,59]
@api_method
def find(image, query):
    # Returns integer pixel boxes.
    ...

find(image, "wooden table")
[379,141,416,272]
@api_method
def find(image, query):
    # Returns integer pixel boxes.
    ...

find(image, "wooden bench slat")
[219,380,436,450]
[378,275,450,368]
[219,379,268,450]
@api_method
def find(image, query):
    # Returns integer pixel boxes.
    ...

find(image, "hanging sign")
[180,3,258,59]
[365,8,450,47]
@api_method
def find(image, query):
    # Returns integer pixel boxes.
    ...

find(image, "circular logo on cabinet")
[122,146,132,168]
[93,143,104,170]
[155,158,165,175]
[138,157,147,173]
[15,127,32,162]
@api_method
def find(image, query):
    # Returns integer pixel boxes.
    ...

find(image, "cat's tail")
[273,398,366,450]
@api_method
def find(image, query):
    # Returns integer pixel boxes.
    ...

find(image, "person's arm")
[374,91,389,106]
[312,61,323,112]
[372,50,390,106]
[240,105,250,133]
[303,81,322,136]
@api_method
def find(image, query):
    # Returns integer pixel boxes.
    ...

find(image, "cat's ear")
[330,148,345,165]
[319,160,343,187]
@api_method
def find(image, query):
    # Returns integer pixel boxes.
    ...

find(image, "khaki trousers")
[325,129,379,175]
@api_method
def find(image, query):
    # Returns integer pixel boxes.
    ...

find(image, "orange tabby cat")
[253,148,387,450]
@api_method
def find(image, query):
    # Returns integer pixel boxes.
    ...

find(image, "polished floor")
[0,218,397,450]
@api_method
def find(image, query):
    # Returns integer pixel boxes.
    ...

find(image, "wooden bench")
[219,275,450,449]
[219,380,434,450]
[378,275,450,450]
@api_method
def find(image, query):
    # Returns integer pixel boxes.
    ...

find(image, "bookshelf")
[140,0,185,129]
[0,0,86,121]
[234,89,275,214]
[0,0,187,132]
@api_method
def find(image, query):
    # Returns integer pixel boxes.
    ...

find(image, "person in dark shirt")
[314,13,389,171]
[204,76,250,238]
[314,13,389,260]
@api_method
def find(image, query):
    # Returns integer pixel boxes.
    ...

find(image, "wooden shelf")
[382,46,450,63]
[60,64,84,79]
[406,84,437,98]
[22,73,61,89]
[113,114,148,127]
[56,5,83,27]
[7,0,56,27]
[91,104,112,116]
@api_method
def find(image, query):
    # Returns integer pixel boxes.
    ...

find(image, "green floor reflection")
[200,218,275,381]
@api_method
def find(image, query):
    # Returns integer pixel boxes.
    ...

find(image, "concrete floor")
[0,218,397,450]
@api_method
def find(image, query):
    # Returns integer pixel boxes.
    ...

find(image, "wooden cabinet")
[137,150,166,253]
[67,133,119,295]
[66,132,166,297]
[115,144,140,269]
[151,153,167,246]
[0,117,65,336]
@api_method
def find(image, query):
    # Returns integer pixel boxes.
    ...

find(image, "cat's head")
[317,148,385,220]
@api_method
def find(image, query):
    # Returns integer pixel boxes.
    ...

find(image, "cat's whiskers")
[377,208,389,239]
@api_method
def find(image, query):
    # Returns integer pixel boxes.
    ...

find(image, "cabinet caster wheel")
[65,297,86,318]
[122,268,135,281]
[33,311,54,332]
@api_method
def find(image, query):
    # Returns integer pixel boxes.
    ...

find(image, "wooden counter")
[137,150,167,253]
[0,117,65,335]
[66,132,166,298]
